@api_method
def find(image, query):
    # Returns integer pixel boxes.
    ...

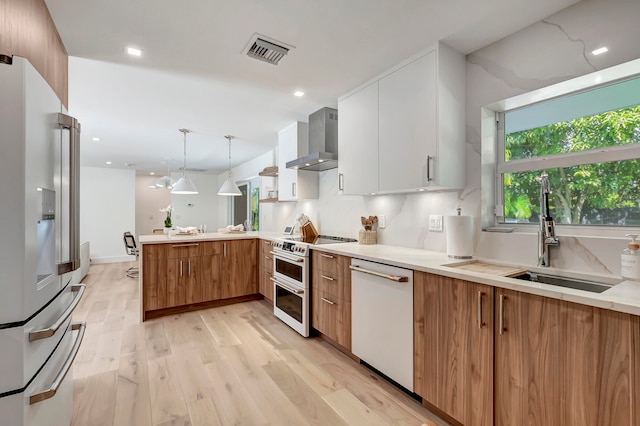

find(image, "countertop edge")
[139,233,640,315]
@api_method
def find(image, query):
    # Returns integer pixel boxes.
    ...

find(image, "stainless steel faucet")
[536,172,559,267]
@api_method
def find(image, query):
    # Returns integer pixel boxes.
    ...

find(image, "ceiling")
[44,0,581,176]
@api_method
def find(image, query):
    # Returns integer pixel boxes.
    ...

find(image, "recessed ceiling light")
[591,47,609,56]
[92,137,100,142]
[127,46,142,57]
[150,172,155,175]
[105,161,112,165]
[294,90,305,97]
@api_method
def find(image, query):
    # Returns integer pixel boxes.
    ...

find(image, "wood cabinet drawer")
[143,242,202,260]
[312,267,350,302]
[312,251,349,276]
[259,267,274,303]
[259,240,274,270]
[312,288,351,350]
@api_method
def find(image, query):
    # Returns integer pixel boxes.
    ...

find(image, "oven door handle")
[270,277,305,295]
[269,251,305,263]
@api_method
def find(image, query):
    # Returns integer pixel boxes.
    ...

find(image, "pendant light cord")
[225,135,235,179]
[179,128,191,177]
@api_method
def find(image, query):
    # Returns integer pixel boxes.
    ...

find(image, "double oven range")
[270,236,356,336]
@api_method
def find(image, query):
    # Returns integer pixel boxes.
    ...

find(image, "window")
[484,65,640,229]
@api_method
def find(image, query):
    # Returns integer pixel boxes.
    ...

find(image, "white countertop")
[307,241,640,316]
[139,231,263,244]
[140,232,640,316]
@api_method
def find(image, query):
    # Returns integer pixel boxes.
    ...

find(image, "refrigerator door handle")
[57,113,81,275]
[29,322,86,405]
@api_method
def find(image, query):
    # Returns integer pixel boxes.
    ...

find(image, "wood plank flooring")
[72,262,449,426]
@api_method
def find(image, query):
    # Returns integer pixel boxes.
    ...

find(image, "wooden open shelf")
[258,166,278,177]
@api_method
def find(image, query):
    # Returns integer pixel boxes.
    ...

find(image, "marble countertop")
[307,241,640,316]
[139,231,264,244]
[140,232,640,315]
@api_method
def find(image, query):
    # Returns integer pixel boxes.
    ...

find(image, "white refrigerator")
[0,55,85,425]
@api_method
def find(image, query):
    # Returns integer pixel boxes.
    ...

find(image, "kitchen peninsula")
[139,232,263,321]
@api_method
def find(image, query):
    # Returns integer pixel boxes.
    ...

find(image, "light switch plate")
[429,215,443,232]
[378,215,386,229]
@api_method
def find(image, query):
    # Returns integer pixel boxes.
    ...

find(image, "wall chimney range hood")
[286,107,338,171]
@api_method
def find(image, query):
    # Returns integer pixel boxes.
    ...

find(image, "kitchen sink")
[512,272,613,293]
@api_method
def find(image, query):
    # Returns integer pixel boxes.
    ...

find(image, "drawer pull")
[321,275,335,281]
[320,253,335,259]
[264,256,271,260]
[321,297,335,305]
[30,322,86,404]
[477,290,484,329]
[172,243,199,248]
[499,294,506,335]
[29,284,86,342]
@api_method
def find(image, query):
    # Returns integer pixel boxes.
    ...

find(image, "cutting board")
[450,261,527,277]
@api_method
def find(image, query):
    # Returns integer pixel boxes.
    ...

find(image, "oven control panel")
[272,240,308,256]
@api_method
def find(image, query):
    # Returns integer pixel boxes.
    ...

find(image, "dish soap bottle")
[621,234,640,280]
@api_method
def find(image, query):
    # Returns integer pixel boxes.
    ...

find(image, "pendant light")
[171,128,199,194]
[152,160,176,189]
[217,135,242,196]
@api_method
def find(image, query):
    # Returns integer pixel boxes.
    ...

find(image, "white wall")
[135,175,171,237]
[254,0,640,279]
[80,166,136,263]
[170,172,219,230]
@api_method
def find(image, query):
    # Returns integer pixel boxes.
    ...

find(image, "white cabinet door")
[378,50,437,192]
[337,81,379,195]
[277,122,317,201]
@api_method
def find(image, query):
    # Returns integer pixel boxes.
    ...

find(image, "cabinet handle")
[172,243,199,248]
[188,260,191,276]
[321,275,335,281]
[426,155,433,182]
[180,260,183,277]
[292,182,296,197]
[499,294,505,335]
[224,242,227,257]
[339,173,344,191]
[264,241,272,246]
[477,290,483,329]
[264,271,271,276]
[321,297,335,305]
[264,255,271,260]
[320,253,334,259]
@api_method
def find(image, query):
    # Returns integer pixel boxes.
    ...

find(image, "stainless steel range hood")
[286,107,338,171]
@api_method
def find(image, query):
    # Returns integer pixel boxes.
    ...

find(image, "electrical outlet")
[378,215,386,229]
[429,215,443,232]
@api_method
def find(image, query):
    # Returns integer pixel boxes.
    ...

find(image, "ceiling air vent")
[243,33,294,66]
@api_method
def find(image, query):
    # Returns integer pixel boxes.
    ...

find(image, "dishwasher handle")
[349,265,409,282]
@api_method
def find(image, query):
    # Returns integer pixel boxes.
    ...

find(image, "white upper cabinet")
[277,122,318,201]
[337,81,379,195]
[338,42,466,195]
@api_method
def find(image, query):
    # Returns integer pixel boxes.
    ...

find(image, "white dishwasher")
[350,258,414,391]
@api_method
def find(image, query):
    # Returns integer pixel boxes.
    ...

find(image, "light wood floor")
[71,262,449,426]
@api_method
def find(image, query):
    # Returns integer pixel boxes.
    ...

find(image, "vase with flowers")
[159,204,173,234]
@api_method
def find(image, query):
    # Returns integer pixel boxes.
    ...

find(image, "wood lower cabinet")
[414,272,494,426]
[202,239,258,300]
[311,251,351,350]
[495,288,640,426]
[143,242,204,312]
[258,239,274,303]
[142,238,258,320]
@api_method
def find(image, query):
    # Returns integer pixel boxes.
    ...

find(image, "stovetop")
[283,235,358,245]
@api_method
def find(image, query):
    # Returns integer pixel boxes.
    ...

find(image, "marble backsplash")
[261,0,640,280]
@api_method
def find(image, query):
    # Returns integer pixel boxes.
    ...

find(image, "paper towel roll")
[445,215,474,259]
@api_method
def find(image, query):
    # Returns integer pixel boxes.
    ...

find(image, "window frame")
[481,58,640,235]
